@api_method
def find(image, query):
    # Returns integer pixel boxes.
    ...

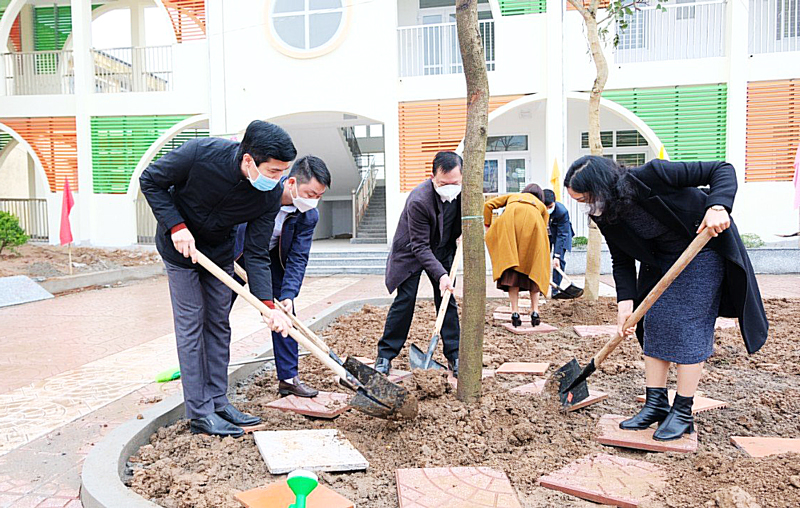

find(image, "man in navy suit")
[233,156,331,397]
[543,189,574,294]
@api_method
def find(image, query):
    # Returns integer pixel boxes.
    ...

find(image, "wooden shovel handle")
[432,241,463,337]
[197,252,350,381]
[592,229,714,367]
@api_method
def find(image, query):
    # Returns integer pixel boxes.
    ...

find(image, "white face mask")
[546,206,555,215]
[435,184,462,202]
[290,183,319,213]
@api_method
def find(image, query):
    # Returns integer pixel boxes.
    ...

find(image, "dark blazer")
[139,138,280,301]
[385,179,461,293]
[548,201,574,254]
[233,180,318,301]
[594,159,768,355]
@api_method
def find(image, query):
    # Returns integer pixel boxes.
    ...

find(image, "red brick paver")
[538,453,667,508]
[730,436,800,458]
[501,322,558,334]
[265,392,351,419]
[396,467,522,508]
[235,480,354,508]
[495,362,550,376]
[635,390,727,413]
[596,414,698,453]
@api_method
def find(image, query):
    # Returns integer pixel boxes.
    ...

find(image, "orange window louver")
[566,0,610,11]
[163,0,206,43]
[398,95,523,192]
[0,117,78,192]
[745,79,800,183]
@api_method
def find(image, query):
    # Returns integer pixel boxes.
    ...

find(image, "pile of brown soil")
[0,243,161,278]
[128,298,800,507]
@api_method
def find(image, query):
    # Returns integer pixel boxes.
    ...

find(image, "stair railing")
[351,156,378,240]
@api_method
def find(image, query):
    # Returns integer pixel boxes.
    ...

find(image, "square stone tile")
[396,467,522,507]
[0,276,54,308]
[715,317,737,330]
[495,362,550,376]
[235,481,354,508]
[635,390,727,413]
[595,414,698,453]
[501,322,558,334]
[539,453,666,508]
[509,379,608,412]
[573,325,617,338]
[265,392,351,419]
[730,436,800,458]
[253,429,368,474]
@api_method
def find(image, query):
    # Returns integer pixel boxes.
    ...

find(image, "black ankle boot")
[510,312,522,328]
[653,394,694,441]
[619,387,670,430]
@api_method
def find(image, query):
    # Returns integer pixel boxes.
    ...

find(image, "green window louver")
[499,0,547,15]
[604,84,728,162]
[0,132,13,153]
[152,129,209,164]
[33,6,72,51]
[91,115,191,194]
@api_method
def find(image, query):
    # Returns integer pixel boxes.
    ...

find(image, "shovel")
[551,264,584,299]
[408,242,462,371]
[197,252,417,420]
[553,229,713,407]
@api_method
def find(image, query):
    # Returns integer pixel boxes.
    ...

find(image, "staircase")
[305,249,389,275]
[352,185,387,244]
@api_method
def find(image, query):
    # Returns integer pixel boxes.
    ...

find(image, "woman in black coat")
[564,156,768,442]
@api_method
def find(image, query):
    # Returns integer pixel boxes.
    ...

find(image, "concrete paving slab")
[495,362,550,376]
[573,325,617,338]
[509,379,607,411]
[495,304,531,313]
[396,467,522,507]
[253,429,368,474]
[538,453,666,508]
[235,480,354,508]
[635,390,727,413]
[0,276,54,308]
[264,392,351,419]
[501,322,558,334]
[715,317,737,330]
[596,414,698,453]
[730,436,800,458]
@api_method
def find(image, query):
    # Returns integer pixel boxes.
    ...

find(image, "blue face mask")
[247,162,281,192]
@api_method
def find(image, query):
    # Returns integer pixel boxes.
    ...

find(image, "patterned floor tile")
[595,414,698,453]
[265,392,351,419]
[396,467,522,507]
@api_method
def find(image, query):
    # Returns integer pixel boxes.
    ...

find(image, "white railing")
[0,198,49,241]
[614,0,727,63]
[92,45,173,93]
[1,50,74,95]
[351,158,378,240]
[749,0,800,53]
[136,195,157,244]
[398,20,495,77]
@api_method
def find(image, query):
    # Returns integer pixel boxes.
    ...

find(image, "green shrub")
[0,211,29,255]
[741,233,764,249]
[572,236,588,248]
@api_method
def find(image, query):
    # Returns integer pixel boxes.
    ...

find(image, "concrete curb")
[37,264,165,294]
[79,296,398,508]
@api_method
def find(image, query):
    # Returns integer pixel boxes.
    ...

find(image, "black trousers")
[377,253,460,363]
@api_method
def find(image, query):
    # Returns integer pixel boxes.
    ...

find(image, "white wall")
[0,145,31,197]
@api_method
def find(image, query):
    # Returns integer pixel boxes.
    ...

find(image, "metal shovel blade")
[342,357,418,420]
[408,343,447,371]
[553,284,584,299]
[554,358,590,407]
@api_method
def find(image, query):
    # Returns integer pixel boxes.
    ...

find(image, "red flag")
[60,178,75,245]
[793,142,800,210]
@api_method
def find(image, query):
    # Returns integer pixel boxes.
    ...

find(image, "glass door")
[484,154,529,194]
[504,158,527,193]
[483,158,499,194]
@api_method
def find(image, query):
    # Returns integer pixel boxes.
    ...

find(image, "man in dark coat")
[139,120,295,438]
[543,189,574,293]
[232,156,331,398]
[376,151,463,376]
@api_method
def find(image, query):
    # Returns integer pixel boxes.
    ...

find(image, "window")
[776,0,800,39]
[617,9,646,50]
[676,0,696,21]
[270,0,347,54]
[616,153,646,166]
[615,130,648,147]
[487,135,528,152]
[483,159,499,193]
[369,124,383,137]
[581,131,613,149]
[580,129,648,167]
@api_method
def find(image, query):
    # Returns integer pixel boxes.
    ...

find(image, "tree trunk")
[455,0,489,404]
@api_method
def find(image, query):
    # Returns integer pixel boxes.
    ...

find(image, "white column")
[725,0,748,183]
[71,0,94,244]
[206,0,228,135]
[545,0,566,189]
[130,2,146,92]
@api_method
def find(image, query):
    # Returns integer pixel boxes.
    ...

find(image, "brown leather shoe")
[278,376,319,398]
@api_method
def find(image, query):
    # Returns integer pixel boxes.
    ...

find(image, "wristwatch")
[709,205,726,212]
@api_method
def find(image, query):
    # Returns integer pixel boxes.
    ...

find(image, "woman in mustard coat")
[484,183,552,327]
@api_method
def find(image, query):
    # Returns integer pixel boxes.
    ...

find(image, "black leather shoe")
[374,357,391,375]
[448,358,459,378]
[530,311,541,327]
[653,393,695,441]
[510,312,522,328]
[216,404,261,427]
[620,387,670,430]
[278,376,319,398]
[190,413,244,438]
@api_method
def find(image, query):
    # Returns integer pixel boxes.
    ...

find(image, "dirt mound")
[0,243,161,278]
[409,369,450,399]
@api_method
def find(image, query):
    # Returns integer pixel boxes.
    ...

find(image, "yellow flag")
[658,145,666,160]
[551,158,561,202]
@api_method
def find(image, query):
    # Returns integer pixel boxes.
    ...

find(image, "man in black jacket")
[140,120,294,438]
[375,151,462,377]
[543,189,574,294]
